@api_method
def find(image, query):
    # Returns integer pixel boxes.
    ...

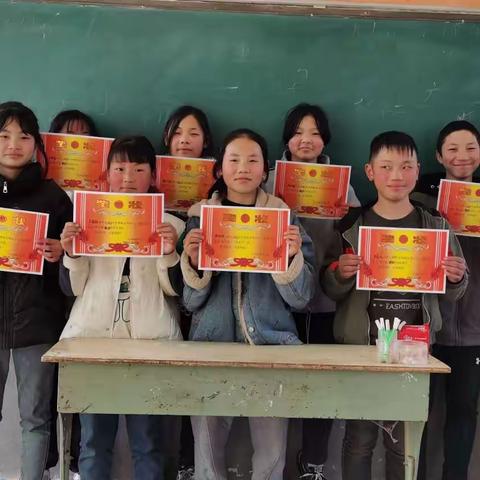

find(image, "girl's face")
[169,114,205,158]
[438,130,480,181]
[107,156,154,193]
[60,119,91,136]
[220,137,265,202]
[287,115,325,163]
[0,118,36,179]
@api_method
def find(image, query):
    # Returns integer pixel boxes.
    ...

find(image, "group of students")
[0,99,478,480]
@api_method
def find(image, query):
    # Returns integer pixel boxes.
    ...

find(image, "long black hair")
[282,103,331,160]
[162,105,213,157]
[208,129,269,198]
[0,101,48,176]
[49,109,98,136]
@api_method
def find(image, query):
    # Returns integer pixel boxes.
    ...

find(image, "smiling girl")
[181,128,315,480]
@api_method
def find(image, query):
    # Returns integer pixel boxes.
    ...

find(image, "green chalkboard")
[1,1,480,200]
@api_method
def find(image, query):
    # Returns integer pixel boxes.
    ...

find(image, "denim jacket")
[180,189,316,345]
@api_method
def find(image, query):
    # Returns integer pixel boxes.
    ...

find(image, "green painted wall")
[1,1,480,200]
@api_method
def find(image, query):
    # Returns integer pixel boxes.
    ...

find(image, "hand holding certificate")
[198,205,290,273]
[357,227,449,293]
[73,192,164,257]
[437,179,480,236]
[0,207,49,275]
[274,161,351,219]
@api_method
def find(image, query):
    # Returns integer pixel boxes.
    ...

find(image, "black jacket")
[0,163,72,349]
[412,173,480,346]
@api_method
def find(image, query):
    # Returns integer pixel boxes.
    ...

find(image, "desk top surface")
[42,338,450,374]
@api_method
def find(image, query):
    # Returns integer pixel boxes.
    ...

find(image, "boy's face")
[437,130,480,181]
[365,147,419,202]
[107,157,154,193]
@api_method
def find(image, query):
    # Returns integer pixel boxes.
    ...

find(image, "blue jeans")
[79,413,165,480]
[0,343,55,480]
[191,416,288,480]
[342,420,405,480]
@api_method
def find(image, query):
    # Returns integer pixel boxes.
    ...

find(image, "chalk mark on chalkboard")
[457,112,474,120]
[354,98,364,106]
[86,15,97,38]
[98,91,109,116]
[424,82,440,103]
[297,68,309,81]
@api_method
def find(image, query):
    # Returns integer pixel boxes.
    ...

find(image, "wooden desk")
[43,338,450,480]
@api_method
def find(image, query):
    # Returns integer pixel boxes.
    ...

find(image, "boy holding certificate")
[412,120,480,480]
[59,136,184,480]
[321,131,467,480]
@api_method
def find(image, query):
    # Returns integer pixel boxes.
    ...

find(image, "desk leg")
[404,421,425,480]
[59,412,73,480]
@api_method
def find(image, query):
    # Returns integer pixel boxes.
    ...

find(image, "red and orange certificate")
[0,207,48,275]
[357,227,449,294]
[437,179,480,236]
[156,156,215,212]
[199,205,290,273]
[42,133,113,191]
[273,161,351,219]
[73,192,164,257]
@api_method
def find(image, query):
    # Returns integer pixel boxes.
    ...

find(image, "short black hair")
[107,136,156,171]
[49,109,98,136]
[208,129,269,198]
[369,131,418,162]
[436,120,480,154]
[0,101,48,175]
[162,105,213,157]
[282,103,331,157]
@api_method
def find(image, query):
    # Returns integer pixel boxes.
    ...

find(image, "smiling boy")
[321,131,468,480]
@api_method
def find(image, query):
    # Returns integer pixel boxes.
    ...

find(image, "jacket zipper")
[2,181,7,194]
[236,273,254,345]
[110,258,127,338]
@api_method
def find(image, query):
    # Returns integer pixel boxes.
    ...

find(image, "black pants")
[178,309,195,469]
[294,311,335,465]
[419,344,480,480]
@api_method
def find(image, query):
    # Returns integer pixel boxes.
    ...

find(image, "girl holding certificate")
[47,107,98,476]
[161,105,214,480]
[0,101,72,480]
[181,129,315,480]
[412,120,480,480]
[268,103,360,479]
[59,136,184,480]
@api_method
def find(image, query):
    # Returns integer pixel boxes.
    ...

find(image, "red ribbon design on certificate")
[0,257,11,266]
[465,225,480,233]
[63,179,83,188]
[389,277,414,288]
[297,206,319,214]
[105,243,132,253]
[232,258,255,267]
